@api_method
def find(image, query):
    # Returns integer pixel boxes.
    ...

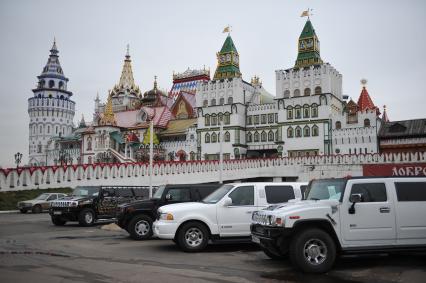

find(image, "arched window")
[49,80,55,88]
[211,114,217,126]
[312,125,319,136]
[247,132,252,142]
[219,97,224,105]
[304,88,311,96]
[87,137,92,150]
[211,132,217,143]
[284,90,290,98]
[286,106,293,120]
[295,106,301,119]
[190,151,196,161]
[314,86,322,94]
[205,133,210,143]
[303,105,310,118]
[287,127,294,138]
[303,126,310,137]
[295,126,302,137]
[254,131,260,142]
[39,125,43,134]
[268,130,274,141]
[47,125,50,134]
[227,97,233,104]
[335,121,342,129]
[205,114,210,126]
[211,99,216,106]
[364,119,371,127]
[203,99,208,107]
[59,81,64,89]
[311,104,318,117]
[224,131,230,142]
[224,113,230,125]
[261,131,267,142]
[294,89,300,97]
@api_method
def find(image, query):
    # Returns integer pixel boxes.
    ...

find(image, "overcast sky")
[0,0,425,167]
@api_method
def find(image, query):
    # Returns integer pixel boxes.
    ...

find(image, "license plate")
[53,211,62,215]
[252,235,260,244]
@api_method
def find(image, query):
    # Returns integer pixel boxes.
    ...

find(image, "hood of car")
[158,202,209,214]
[20,199,46,205]
[261,199,339,215]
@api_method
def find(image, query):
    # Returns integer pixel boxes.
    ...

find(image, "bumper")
[49,208,80,221]
[153,220,179,239]
[251,224,292,254]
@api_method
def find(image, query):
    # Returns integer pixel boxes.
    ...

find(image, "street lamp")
[14,152,23,168]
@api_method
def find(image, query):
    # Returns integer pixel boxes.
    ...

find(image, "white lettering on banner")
[392,166,426,176]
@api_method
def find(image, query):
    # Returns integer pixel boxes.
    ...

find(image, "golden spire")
[100,92,117,126]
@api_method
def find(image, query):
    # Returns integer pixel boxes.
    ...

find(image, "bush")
[0,188,72,211]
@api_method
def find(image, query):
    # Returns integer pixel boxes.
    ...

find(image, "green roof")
[299,19,316,39]
[220,35,238,53]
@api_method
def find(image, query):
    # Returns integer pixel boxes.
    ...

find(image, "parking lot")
[0,213,425,283]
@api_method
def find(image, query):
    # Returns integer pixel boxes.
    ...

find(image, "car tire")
[128,215,153,240]
[177,222,209,252]
[51,216,66,226]
[78,208,96,226]
[289,228,336,273]
[32,205,42,214]
[262,246,287,260]
[20,209,27,214]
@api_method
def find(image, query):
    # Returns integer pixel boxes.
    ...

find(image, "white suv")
[153,182,307,252]
[251,177,426,273]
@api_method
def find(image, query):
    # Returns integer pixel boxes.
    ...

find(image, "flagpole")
[149,120,153,198]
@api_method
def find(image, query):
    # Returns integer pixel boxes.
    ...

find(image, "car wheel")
[177,222,209,252]
[289,228,336,273]
[78,208,96,226]
[51,216,66,226]
[128,215,153,240]
[262,246,287,260]
[32,205,42,213]
[20,209,27,214]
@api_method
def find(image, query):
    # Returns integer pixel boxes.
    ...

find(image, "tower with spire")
[213,34,241,80]
[110,45,142,112]
[28,39,76,166]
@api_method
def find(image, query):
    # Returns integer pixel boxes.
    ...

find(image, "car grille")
[51,201,75,208]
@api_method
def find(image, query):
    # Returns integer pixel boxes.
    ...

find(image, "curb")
[0,210,19,214]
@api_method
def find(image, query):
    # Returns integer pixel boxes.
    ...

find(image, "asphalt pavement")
[0,212,425,283]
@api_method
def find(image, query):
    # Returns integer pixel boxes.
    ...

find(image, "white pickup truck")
[153,182,307,252]
[251,177,426,273]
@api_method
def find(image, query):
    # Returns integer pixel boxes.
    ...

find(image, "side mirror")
[223,197,232,207]
[165,194,173,201]
[349,193,362,214]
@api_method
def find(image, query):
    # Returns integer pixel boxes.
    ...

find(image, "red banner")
[363,163,426,177]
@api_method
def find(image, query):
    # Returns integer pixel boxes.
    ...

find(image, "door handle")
[379,207,390,213]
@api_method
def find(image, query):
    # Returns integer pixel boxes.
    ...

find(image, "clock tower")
[213,35,241,80]
[295,19,323,68]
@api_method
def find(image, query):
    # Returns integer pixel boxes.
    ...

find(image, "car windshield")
[202,185,234,204]
[72,187,100,197]
[152,185,165,199]
[305,179,346,201]
[35,193,49,200]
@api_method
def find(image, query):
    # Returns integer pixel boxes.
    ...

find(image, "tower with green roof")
[213,35,241,80]
[295,19,323,68]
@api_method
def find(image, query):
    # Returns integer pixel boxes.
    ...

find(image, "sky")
[0,0,425,167]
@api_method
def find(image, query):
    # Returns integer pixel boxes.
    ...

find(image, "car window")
[395,182,426,201]
[115,188,133,197]
[47,195,57,201]
[228,186,254,206]
[167,188,191,201]
[265,185,295,204]
[300,185,308,199]
[350,183,387,202]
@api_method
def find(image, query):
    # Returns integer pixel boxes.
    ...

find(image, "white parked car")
[153,182,308,252]
[251,177,426,273]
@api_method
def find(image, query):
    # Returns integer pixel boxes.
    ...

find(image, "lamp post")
[14,152,23,168]
[149,120,154,198]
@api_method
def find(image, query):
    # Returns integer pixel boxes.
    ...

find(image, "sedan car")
[17,193,67,213]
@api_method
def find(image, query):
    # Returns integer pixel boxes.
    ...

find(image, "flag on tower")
[301,10,310,17]
[223,25,231,33]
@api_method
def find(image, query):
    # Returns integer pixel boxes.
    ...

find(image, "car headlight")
[159,213,174,221]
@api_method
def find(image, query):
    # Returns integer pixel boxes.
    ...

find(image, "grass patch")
[0,188,72,211]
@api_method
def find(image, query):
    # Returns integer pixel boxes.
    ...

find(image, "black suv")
[116,184,221,240]
[49,186,151,226]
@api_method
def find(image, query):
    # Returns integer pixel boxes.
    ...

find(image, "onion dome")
[142,76,167,106]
